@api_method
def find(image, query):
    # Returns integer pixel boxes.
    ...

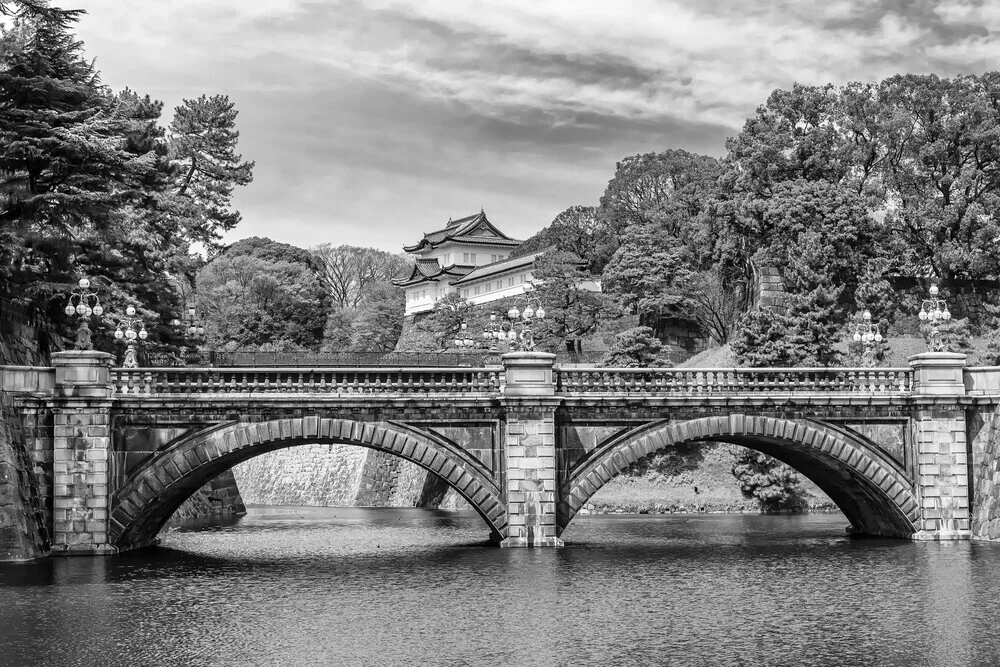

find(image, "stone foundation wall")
[972,404,1000,540]
[231,444,467,509]
[0,392,49,560]
[0,317,57,366]
[168,469,246,524]
[756,266,788,314]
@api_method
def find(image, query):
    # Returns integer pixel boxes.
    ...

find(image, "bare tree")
[312,244,410,308]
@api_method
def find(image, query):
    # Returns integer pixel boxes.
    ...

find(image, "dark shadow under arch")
[110,417,505,550]
[558,414,920,538]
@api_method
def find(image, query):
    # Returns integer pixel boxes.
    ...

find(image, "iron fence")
[143,349,611,368]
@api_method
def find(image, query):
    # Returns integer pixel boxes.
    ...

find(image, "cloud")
[70,0,1000,251]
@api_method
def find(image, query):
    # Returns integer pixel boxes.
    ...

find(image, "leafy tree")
[724,74,1000,281]
[319,307,356,353]
[602,221,691,316]
[349,281,404,352]
[731,449,807,512]
[599,149,721,235]
[529,251,608,352]
[513,205,614,273]
[0,3,253,352]
[395,292,476,352]
[602,326,665,367]
[196,238,328,350]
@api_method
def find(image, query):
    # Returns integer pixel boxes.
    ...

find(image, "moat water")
[2,508,1000,666]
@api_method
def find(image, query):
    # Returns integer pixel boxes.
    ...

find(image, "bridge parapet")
[963,366,1000,396]
[0,365,54,395]
[109,366,503,396]
[554,367,913,396]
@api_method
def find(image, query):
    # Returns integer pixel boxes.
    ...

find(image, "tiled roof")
[391,259,476,287]
[450,251,545,286]
[403,210,522,253]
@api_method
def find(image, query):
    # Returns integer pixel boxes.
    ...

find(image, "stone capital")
[907,351,967,397]
[501,351,556,397]
[51,351,114,399]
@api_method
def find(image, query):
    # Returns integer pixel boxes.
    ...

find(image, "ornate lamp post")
[483,295,546,352]
[452,320,475,349]
[114,305,148,368]
[171,306,205,338]
[852,310,883,366]
[64,277,104,350]
[918,285,951,352]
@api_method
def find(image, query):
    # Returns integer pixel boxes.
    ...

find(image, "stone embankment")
[0,392,48,560]
[167,469,246,524]
[973,404,1000,540]
[232,444,468,510]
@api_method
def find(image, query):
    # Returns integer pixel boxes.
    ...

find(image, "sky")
[70,0,1000,253]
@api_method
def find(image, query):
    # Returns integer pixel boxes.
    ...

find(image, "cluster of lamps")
[482,295,546,352]
[919,285,952,352]
[852,310,883,345]
[113,305,148,369]
[852,310,884,367]
[171,307,205,338]
[64,278,104,350]
[452,320,475,348]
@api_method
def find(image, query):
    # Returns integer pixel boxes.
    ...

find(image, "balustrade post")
[48,351,116,554]
[500,352,563,547]
[908,352,971,540]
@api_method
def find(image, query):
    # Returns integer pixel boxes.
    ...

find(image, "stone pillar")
[909,352,971,540]
[500,352,563,548]
[49,351,116,555]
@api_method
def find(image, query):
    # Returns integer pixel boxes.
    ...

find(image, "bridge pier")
[49,351,116,555]
[909,352,971,540]
[499,352,564,548]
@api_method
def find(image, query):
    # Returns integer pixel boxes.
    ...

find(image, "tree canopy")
[0,1,253,352]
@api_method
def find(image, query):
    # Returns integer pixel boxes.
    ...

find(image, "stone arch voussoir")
[111,417,506,550]
[558,415,919,538]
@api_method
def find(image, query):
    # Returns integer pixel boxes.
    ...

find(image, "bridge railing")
[110,367,503,396]
[554,367,914,395]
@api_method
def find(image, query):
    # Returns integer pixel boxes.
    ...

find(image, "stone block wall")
[234,444,367,506]
[0,317,58,366]
[231,444,462,509]
[914,408,971,537]
[50,400,114,554]
[233,444,424,506]
[756,266,789,314]
[168,469,246,524]
[972,404,1000,540]
[0,392,48,560]
[501,403,563,547]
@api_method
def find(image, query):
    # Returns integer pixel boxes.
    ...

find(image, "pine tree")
[169,94,254,246]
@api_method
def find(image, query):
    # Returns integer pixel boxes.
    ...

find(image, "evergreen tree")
[169,94,254,246]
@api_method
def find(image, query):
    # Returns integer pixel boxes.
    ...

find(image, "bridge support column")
[910,352,971,540]
[49,351,116,555]
[500,352,563,548]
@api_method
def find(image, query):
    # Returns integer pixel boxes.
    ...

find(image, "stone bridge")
[3,349,1000,555]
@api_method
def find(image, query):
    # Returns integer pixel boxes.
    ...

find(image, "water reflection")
[1,508,1000,666]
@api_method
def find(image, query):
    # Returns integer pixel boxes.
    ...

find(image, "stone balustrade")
[555,367,913,395]
[109,367,503,395]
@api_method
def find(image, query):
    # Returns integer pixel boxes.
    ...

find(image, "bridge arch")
[110,417,506,550]
[558,414,921,538]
